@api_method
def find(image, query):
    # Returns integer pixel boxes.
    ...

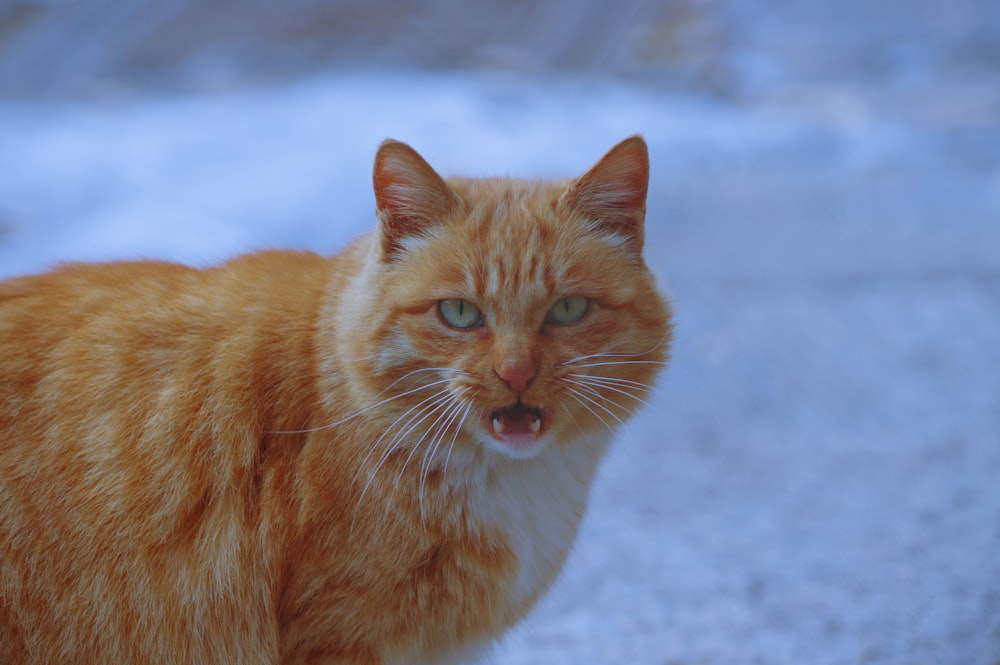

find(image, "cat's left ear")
[565,135,649,257]
[373,140,461,261]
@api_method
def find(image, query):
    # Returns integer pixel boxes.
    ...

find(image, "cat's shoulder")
[0,250,333,297]
[0,259,192,293]
[0,252,339,341]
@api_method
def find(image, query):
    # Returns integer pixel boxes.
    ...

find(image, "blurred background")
[1,1,999,663]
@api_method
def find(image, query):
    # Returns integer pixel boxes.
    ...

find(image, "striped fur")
[0,136,671,664]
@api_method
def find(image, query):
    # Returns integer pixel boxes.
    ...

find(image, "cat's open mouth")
[487,402,545,448]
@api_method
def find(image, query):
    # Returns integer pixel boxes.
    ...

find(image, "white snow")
[1,68,998,664]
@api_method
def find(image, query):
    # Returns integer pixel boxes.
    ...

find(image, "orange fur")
[0,136,671,664]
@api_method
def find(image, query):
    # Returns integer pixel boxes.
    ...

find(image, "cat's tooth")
[529,416,541,432]
[492,417,504,434]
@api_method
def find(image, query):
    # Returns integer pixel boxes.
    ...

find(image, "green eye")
[439,299,483,329]
[546,296,590,325]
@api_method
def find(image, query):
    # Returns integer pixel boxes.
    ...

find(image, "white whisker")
[350,389,454,530]
[564,386,617,433]
[565,379,636,420]
[375,391,452,485]
[568,373,652,391]
[565,383,626,426]
[564,377,606,402]
[376,389,455,526]
[393,392,461,490]
[271,367,467,434]
[420,393,467,481]
[565,375,653,409]
[566,360,667,370]
[561,402,587,436]
[350,386,452,488]
[441,400,474,482]
[558,336,669,367]
[418,390,470,518]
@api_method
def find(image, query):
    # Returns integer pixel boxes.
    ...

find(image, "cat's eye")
[438,299,483,329]
[545,296,590,325]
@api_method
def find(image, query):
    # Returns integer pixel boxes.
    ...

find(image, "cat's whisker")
[393,392,462,491]
[557,335,670,368]
[271,373,457,435]
[418,390,470,519]
[564,382,626,427]
[564,377,602,400]
[409,388,467,485]
[560,402,587,436]
[350,386,454,489]
[382,392,462,526]
[565,375,654,410]
[348,374,471,531]
[564,379,625,419]
[573,380,649,406]
[567,378,643,419]
[358,368,469,421]
[565,359,668,370]
[563,387,616,434]
[369,390,454,478]
[420,393,468,480]
[567,373,652,391]
[441,400,475,483]
[350,389,456,530]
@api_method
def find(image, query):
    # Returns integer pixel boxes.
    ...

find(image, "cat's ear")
[373,140,461,261]
[565,135,649,256]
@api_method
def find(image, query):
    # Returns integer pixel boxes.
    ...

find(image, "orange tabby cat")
[0,136,670,664]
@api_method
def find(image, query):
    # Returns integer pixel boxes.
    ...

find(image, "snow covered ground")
[1,65,998,665]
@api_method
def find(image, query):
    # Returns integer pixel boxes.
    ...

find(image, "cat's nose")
[496,357,537,394]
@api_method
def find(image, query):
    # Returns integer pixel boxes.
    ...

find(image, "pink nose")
[496,357,537,394]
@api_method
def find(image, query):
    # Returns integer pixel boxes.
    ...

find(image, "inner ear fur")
[565,135,649,255]
[373,140,461,260]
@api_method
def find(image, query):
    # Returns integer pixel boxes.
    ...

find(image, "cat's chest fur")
[282,408,611,663]
[375,432,610,665]
[463,433,609,611]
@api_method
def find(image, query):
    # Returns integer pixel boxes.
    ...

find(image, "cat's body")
[0,137,670,664]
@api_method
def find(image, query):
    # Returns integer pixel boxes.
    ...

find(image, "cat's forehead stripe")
[466,197,562,301]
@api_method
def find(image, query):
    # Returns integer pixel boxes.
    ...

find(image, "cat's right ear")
[373,140,461,261]
[564,135,649,259]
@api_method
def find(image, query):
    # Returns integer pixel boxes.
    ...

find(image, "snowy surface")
[1,69,999,665]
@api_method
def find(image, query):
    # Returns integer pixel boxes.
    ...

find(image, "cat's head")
[344,136,670,460]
